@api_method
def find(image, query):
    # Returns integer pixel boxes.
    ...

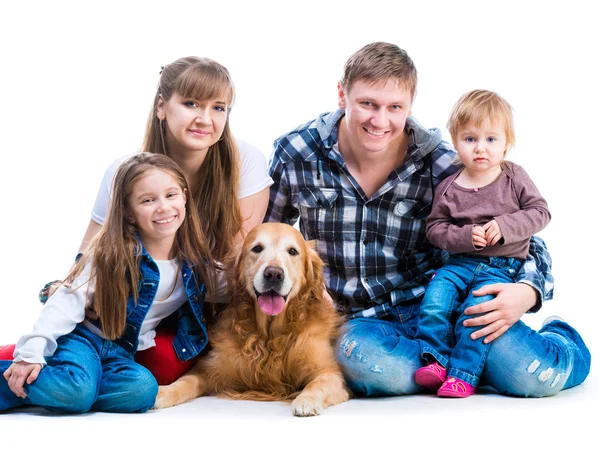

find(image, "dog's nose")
[263,266,284,284]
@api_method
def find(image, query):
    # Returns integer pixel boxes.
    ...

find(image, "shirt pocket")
[391,198,431,256]
[297,188,340,241]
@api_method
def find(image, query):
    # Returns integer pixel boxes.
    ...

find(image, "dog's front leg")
[153,371,209,410]
[292,371,350,417]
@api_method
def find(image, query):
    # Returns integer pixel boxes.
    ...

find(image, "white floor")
[1,3,598,467]
[2,370,597,468]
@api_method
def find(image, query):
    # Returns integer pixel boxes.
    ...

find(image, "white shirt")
[91,139,273,225]
[89,139,271,304]
[136,258,187,350]
[14,258,189,364]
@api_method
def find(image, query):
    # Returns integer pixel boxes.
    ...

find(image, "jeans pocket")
[391,301,420,338]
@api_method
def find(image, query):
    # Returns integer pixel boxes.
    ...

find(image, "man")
[265,42,590,397]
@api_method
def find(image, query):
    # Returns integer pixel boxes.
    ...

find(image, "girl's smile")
[127,169,187,259]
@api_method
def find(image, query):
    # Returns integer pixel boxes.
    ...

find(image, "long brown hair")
[142,56,242,261]
[67,153,215,340]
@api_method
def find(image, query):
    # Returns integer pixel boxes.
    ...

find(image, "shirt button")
[363,239,369,245]
[365,278,370,282]
[182,348,187,353]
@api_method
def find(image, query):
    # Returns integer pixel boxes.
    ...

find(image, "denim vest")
[88,243,208,361]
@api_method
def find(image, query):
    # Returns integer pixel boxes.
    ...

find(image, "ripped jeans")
[336,300,591,397]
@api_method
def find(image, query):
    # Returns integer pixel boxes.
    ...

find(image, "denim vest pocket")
[298,188,340,241]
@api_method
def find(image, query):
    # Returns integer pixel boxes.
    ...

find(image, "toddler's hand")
[3,361,42,398]
[472,225,487,248]
[483,220,503,246]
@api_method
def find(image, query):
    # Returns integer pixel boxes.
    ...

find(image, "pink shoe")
[414,362,447,391]
[437,377,476,398]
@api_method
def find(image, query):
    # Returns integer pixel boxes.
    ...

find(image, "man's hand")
[483,220,503,246]
[472,225,487,248]
[463,283,537,344]
[3,362,42,398]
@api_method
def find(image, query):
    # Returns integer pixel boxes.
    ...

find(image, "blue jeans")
[415,255,523,386]
[0,325,158,413]
[336,299,591,397]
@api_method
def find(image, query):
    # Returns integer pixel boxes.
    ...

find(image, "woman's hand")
[39,280,62,304]
[463,283,537,344]
[3,362,42,398]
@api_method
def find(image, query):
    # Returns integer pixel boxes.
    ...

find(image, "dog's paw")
[292,394,324,417]
[152,386,176,410]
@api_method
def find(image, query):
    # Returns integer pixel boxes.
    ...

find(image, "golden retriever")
[153,222,350,416]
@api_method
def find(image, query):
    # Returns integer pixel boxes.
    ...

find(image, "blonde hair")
[66,153,215,340]
[447,89,515,154]
[340,42,418,98]
[142,56,242,261]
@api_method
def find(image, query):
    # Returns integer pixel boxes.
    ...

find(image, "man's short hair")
[341,42,418,99]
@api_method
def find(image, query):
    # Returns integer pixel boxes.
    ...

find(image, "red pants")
[0,329,194,386]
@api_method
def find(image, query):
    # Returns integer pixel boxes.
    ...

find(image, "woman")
[1,56,273,385]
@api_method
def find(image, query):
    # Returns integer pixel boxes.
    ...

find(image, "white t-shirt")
[137,258,187,350]
[91,139,273,225]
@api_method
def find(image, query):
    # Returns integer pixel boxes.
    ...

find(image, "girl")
[1,153,212,413]
[1,57,273,384]
[413,90,588,397]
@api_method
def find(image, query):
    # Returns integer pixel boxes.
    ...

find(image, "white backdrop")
[0,0,598,465]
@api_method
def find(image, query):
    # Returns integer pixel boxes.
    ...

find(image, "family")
[0,42,591,414]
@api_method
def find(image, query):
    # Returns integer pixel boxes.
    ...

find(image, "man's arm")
[514,235,554,311]
[463,236,554,343]
[264,144,300,225]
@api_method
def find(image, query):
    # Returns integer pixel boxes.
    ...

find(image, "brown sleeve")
[426,178,480,253]
[494,166,551,244]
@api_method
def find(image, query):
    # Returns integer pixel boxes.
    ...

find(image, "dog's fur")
[153,223,350,416]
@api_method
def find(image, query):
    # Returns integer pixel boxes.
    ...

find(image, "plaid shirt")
[265,110,554,319]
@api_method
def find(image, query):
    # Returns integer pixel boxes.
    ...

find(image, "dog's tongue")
[257,291,285,316]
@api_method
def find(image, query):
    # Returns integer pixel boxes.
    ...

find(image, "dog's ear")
[304,239,324,295]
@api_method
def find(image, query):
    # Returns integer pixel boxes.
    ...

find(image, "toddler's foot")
[437,377,476,398]
[414,362,447,391]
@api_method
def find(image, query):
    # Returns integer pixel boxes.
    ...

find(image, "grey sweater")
[426,161,550,260]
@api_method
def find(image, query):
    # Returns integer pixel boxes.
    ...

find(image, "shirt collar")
[315,110,442,163]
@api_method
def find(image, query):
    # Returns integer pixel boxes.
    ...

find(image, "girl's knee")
[134,371,159,412]
[53,378,97,413]
[120,368,158,413]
